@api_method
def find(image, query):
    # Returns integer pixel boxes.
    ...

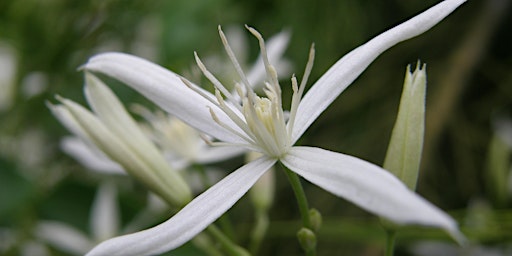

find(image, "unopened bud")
[297,228,316,254]
[309,208,322,232]
[384,62,426,190]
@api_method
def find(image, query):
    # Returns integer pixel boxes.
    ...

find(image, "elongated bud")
[384,62,426,190]
[486,130,511,207]
[51,73,192,207]
[248,151,275,212]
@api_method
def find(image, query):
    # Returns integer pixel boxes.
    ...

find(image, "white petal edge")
[60,137,125,174]
[86,157,276,256]
[282,146,465,243]
[48,102,90,141]
[83,52,244,144]
[195,145,247,164]
[291,0,467,142]
[35,221,94,255]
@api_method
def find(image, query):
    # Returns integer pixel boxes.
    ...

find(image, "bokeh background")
[1,0,511,255]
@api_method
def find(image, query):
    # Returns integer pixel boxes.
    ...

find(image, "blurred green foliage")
[1,0,511,255]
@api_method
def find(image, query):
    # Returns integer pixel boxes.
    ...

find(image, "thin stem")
[282,165,312,229]
[281,164,317,255]
[385,229,396,256]
[207,225,250,256]
[191,234,224,256]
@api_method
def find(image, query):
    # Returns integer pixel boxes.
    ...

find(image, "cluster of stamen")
[182,25,315,158]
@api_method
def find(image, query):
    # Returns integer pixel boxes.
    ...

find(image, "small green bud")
[384,62,426,190]
[485,132,510,207]
[308,208,322,232]
[297,228,316,253]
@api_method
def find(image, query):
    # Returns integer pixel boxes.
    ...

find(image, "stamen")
[130,103,157,123]
[182,76,255,142]
[194,52,242,111]
[218,26,255,100]
[180,77,219,106]
[234,82,245,99]
[208,107,254,144]
[287,75,299,135]
[214,89,258,140]
[199,133,214,145]
[246,25,280,91]
[287,44,315,135]
[243,98,281,155]
[298,44,316,99]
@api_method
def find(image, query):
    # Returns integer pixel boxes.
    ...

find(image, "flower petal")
[83,52,244,144]
[35,221,94,255]
[291,0,467,142]
[60,136,125,174]
[91,182,120,242]
[86,157,277,256]
[195,145,246,164]
[282,146,464,242]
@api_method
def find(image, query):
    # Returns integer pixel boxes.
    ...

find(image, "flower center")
[241,88,289,157]
[182,25,315,158]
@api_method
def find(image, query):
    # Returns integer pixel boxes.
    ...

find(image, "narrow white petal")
[83,52,244,144]
[86,157,276,256]
[60,137,125,174]
[91,182,120,242]
[35,221,94,255]
[195,145,247,164]
[282,146,464,242]
[292,0,467,142]
[47,103,90,140]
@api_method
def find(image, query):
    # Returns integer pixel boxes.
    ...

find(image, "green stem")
[385,229,396,256]
[282,165,312,229]
[207,225,250,256]
[282,165,317,256]
[191,234,224,256]
[249,210,269,255]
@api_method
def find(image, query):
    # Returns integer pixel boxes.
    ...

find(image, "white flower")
[83,1,467,255]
